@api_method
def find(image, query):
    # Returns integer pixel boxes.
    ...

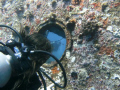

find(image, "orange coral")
[114,2,120,7]
[99,46,114,55]
[71,0,80,5]
[103,17,109,27]
[71,0,84,10]
[79,0,84,6]
[79,0,84,10]
[92,2,102,11]
[51,66,59,74]
[71,0,84,6]
[87,12,96,20]
[35,19,40,25]
[69,18,76,23]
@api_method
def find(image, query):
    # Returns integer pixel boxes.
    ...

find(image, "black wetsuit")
[0,74,41,90]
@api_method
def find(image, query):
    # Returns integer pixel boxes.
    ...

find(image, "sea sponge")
[79,20,99,37]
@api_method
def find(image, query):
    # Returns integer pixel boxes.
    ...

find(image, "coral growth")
[98,46,114,55]
[92,2,102,11]
[51,66,59,74]
[0,0,120,90]
[79,20,99,37]
[71,0,84,6]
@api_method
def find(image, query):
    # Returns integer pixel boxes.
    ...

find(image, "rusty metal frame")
[36,14,71,67]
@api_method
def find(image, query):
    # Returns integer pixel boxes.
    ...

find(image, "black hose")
[0,42,6,46]
[30,50,67,88]
[0,25,23,43]
[38,70,47,90]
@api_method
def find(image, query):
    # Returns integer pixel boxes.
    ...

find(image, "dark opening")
[39,24,66,64]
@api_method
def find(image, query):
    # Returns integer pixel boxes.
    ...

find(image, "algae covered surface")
[0,0,120,90]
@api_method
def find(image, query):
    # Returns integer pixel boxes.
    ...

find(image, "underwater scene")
[0,0,120,90]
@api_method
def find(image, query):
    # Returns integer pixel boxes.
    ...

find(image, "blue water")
[44,27,66,63]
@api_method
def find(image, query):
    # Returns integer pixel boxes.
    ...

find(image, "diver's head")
[24,33,51,70]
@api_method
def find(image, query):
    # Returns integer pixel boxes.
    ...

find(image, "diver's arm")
[0,52,12,87]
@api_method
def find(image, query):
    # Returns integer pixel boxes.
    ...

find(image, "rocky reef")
[0,0,120,90]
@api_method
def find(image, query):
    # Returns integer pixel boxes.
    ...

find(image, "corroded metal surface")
[0,0,120,89]
[37,13,71,67]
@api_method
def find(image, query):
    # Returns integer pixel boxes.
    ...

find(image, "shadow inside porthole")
[38,24,66,65]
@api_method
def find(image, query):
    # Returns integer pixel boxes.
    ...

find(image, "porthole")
[37,17,71,67]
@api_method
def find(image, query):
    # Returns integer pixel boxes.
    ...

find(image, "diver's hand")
[0,52,12,87]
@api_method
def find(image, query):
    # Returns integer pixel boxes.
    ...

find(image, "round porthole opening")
[38,24,66,65]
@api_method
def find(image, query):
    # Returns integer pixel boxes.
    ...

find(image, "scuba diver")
[0,26,52,90]
[0,25,67,90]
